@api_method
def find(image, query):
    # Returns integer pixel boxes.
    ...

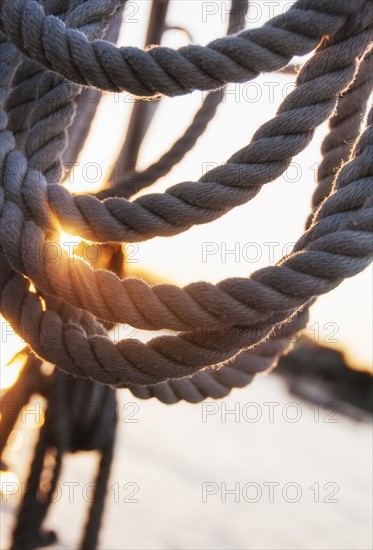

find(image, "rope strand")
[0,0,371,398]
[0,0,365,96]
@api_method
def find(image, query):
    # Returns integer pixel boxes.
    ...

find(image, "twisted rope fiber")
[6,0,119,130]
[44,291,311,404]
[121,50,373,403]
[2,3,253,410]
[0,5,370,392]
[0,0,367,96]
[1,9,306,547]
[129,66,373,403]
[1,9,372,336]
[4,7,373,254]
[1,5,372,247]
[1,0,301,404]
[306,48,373,226]
[1,109,371,387]
[0,9,372,388]
[3,0,302,403]
[0,250,310,399]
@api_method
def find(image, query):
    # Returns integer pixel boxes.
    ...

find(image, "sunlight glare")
[1,354,27,392]
[59,231,83,259]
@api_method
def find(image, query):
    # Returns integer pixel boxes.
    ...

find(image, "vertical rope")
[307,48,373,227]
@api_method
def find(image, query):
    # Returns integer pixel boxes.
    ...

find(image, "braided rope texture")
[0,0,372,403]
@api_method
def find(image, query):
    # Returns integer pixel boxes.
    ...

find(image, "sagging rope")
[0,2,371,396]
[2,102,370,390]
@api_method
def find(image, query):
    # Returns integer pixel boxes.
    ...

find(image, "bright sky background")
[1,0,372,377]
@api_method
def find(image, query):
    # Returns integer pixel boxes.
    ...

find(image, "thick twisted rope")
[2,17,308,401]
[1,8,371,245]
[0,15,370,382]
[0,249,310,394]
[139,52,373,403]
[19,2,122,182]
[31,0,306,404]
[1,9,371,336]
[1,106,371,387]
[8,0,303,404]
[306,48,373,226]
[0,0,366,96]
[0,3,370,402]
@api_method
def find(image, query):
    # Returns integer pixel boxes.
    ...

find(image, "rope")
[1,9,371,246]
[306,48,373,226]
[0,0,372,396]
[0,0,366,96]
[0,9,371,339]
[2,5,372,547]
[0,0,293,404]
[139,49,373,402]
[1,103,371,387]
[1,0,301,405]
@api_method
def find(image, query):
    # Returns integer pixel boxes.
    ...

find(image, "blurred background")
[1,1,372,549]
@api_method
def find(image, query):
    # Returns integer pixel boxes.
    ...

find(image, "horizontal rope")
[1,13,372,247]
[0,0,363,96]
